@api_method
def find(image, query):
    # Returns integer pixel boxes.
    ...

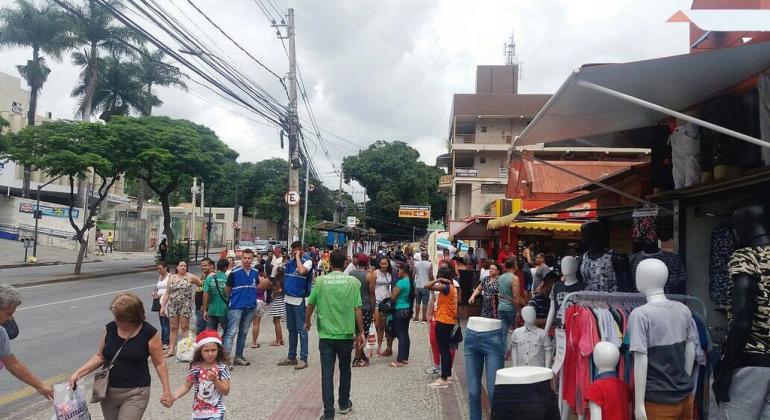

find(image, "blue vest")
[229,267,257,309]
[284,255,313,298]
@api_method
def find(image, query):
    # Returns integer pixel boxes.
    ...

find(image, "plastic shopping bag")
[51,382,91,420]
[176,332,196,362]
[366,323,376,350]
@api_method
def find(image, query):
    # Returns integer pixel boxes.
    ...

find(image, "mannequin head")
[593,341,620,373]
[732,199,770,248]
[561,256,578,279]
[521,305,536,327]
[581,221,608,252]
[635,258,668,298]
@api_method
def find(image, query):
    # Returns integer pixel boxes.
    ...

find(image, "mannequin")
[511,306,552,367]
[465,316,504,420]
[630,225,686,295]
[577,221,631,292]
[544,256,585,334]
[629,259,696,420]
[713,199,770,419]
[587,342,632,420]
[492,366,559,420]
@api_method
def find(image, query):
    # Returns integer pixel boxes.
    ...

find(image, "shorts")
[254,300,268,318]
[362,309,373,335]
[414,289,430,305]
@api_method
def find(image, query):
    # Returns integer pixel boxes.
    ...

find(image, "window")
[481,184,506,194]
[479,157,486,164]
[505,135,512,143]
[215,213,225,220]
[480,126,487,133]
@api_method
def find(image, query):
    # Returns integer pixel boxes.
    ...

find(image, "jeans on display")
[195,306,207,334]
[498,309,516,348]
[286,301,308,362]
[393,309,411,363]
[207,315,228,338]
[224,307,255,358]
[434,321,454,380]
[714,366,770,420]
[319,338,353,419]
[158,314,170,345]
[491,380,559,420]
[464,327,505,420]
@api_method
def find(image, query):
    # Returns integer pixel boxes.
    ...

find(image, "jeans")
[714,366,770,420]
[195,306,207,334]
[393,309,411,362]
[435,321,454,379]
[498,309,516,350]
[319,339,353,418]
[207,315,228,338]
[158,314,170,345]
[286,301,308,362]
[464,327,505,420]
[224,307,255,358]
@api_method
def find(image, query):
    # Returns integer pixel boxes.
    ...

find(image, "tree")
[137,48,187,117]
[72,54,143,121]
[110,116,237,247]
[0,0,74,197]
[69,0,142,121]
[2,121,133,274]
[342,140,446,240]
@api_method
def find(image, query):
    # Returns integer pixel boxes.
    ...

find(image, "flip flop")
[251,343,261,348]
[269,342,282,346]
[389,362,405,368]
[428,381,450,389]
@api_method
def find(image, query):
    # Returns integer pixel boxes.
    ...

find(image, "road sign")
[284,191,300,206]
[346,216,358,227]
[398,205,431,219]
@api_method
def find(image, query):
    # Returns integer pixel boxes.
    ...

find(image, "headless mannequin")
[544,256,582,334]
[511,306,552,367]
[712,200,770,403]
[632,259,695,420]
[578,221,630,291]
[467,316,502,332]
[583,220,609,260]
[588,342,621,420]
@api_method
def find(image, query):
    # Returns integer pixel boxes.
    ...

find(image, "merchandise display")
[510,306,552,367]
[464,316,504,420]
[587,342,632,420]
[576,221,631,292]
[492,367,559,420]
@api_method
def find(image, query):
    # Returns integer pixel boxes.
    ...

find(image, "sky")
[0,0,693,194]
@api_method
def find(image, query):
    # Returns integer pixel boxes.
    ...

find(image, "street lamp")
[32,175,64,258]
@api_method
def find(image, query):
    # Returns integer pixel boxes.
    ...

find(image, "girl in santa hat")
[173,330,231,419]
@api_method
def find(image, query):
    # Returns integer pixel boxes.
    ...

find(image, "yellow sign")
[399,205,431,219]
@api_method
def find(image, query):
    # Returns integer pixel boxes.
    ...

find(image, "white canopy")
[514,41,770,147]
[668,9,770,32]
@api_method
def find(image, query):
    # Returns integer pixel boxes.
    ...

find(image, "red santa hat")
[195,329,222,348]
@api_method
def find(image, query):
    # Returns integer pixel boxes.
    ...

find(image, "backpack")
[284,255,313,298]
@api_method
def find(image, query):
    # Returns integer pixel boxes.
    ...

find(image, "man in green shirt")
[203,259,231,337]
[305,250,365,420]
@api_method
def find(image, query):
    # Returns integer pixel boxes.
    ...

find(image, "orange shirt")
[435,283,458,325]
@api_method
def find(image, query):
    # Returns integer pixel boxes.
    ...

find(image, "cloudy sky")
[0,0,693,193]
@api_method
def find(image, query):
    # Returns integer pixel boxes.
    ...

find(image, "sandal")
[251,343,261,348]
[390,361,405,368]
[352,359,367,367]
[269,341,283,346]
[428,379,450,389]
[379,349,393,357]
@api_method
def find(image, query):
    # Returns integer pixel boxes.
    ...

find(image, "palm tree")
[72,55,143,121]
[69,0,142,121]
[0,0,73,197]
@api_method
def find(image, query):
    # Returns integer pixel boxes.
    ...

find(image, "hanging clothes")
[709,225,736,307]
[580,251,618,292]
[629,251,687,295]
[670,122,701,189]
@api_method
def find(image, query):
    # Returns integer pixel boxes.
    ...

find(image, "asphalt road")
[0,271,161,417]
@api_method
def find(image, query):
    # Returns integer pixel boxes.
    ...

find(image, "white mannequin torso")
[495,366,553,385]
[467,316,501,332]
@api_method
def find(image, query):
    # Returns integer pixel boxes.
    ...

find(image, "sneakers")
[277,358,298,366]
[425,366,440,375]
[233,357,251,366]
[338,401,353,414]
[294,360,308,370]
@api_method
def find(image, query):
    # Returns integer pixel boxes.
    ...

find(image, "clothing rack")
[558,291,708,324]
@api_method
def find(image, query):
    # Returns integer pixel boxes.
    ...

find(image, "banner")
[19,203,79,219]
[398,205,431,219]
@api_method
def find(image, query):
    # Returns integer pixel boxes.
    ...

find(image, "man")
[413,252,434,323]
[442,249,460,279]
[497,243,514,265]
[463,247,477,270]
[305,250,365,419]
[532,253,550,292]
[350,253,375,367]
[498,258,522,348]
[203,259,230,337]
[196,258,215,334]
[224,249,269,366]
[278,241,314,370]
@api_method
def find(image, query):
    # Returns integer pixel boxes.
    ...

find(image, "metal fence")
[115,216,147,252]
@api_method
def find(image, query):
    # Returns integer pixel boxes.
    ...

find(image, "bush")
[161,242,189,264]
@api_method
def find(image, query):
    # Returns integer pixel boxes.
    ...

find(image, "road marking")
[0,372,71,406]
[17,283,155,311]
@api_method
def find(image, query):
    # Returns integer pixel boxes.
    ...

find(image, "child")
[173,330,231,419]
[268,268,285,346]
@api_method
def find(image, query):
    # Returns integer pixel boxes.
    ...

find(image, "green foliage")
[72,54,143,121]
[162,242,189,264]
[342,140,446,240]
[0,115,8,128]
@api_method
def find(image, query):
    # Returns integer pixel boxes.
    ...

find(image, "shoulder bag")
[2,317,19,340]
[91,324,141,403]
[213,275,229,306]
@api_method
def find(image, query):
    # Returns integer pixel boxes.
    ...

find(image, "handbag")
[2,317,18,340]
[151,298,161,312]
[91,325,141,403]
[449,321,463,345]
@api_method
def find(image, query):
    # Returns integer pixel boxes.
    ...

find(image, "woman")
[160,261,202,357]
[374,256,394,357]
[152,262,171,351]
[390,262,415,368]
[531,270,558,329]
[70,292,173,419]
[226,257,236,276]
[268,266,286,346]
[425,267,458,387]
[0,285,53,401]
[468,263,500,319]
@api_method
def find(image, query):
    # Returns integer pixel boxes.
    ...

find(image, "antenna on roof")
[504,31,517,65]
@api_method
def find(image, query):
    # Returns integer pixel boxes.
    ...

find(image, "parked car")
[254,239,270,254]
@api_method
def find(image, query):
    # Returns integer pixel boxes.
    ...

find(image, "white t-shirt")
[270,256,283,278]
[414,260,432,288]
[285,259,314,306]
[156,273,169,298]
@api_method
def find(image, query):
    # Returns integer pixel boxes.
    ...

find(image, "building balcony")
[454,134,476,144]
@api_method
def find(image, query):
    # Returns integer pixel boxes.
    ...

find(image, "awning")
[510,221,583,233]
[449,216,497,240]
[514,40,770,147]
[668,9,770,32]
[487,210,521,230]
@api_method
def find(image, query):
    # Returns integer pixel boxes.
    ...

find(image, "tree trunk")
[81,43,99,122]
[74,238,88,275]
[160,192,174,247]
[22,48,41,198]
[137,178,145,214]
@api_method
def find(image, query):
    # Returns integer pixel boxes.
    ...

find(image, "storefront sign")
[19,203,79,219]
[398,205,431,219]
[551,329,566,374]
[455,168,478,177]
[519,199,598,220]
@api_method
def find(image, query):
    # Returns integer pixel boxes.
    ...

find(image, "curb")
[12,265,157,288]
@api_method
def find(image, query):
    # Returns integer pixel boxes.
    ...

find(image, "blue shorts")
[414,288,430,305]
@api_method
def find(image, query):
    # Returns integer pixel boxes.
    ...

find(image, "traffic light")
[205,221,213,231]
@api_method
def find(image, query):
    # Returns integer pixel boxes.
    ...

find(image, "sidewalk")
[22,317,473,420]
[0,238,155,268]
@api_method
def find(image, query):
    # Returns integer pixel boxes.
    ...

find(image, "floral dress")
[166,273,196,318]
[480,276,500,319]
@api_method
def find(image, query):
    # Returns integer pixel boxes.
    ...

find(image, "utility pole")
[278,8,301,245]
[233,181,240,246]
[301,151,310,246]
[190,177,198,241]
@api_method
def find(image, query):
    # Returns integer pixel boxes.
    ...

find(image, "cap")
[356,253,369,265]
[195,329,223,348]
[273,247,281,254]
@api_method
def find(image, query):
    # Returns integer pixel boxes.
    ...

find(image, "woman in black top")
[70,292,173,419]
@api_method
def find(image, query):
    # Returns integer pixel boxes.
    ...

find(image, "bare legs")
[251,315,262,347]
[165,315,190,356]
[270,317,284,346]
[374,309,393,357]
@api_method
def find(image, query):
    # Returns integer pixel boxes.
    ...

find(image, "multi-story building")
[437,64,550,220]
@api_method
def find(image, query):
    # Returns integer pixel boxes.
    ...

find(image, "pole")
[233,181,240,247]
[201,181,205,247]
[33,186,41,258]
[301,152,310,246]
[286,8,301,245]
[412,225,416,243]
[190,177,197,241]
